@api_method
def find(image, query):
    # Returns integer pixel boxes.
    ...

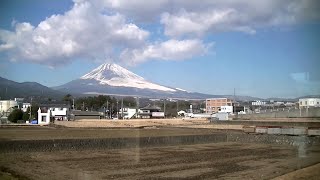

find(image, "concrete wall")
[236,108,320,119]
[1,134,319,153]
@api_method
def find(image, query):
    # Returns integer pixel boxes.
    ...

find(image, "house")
[139,105,164,119]
[37,104,70,125]
[41,104,70,121]
[119,108,137,119]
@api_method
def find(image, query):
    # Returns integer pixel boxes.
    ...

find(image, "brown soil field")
[0,126,319,179]
[0,142,320,180]
[0,126,234,141]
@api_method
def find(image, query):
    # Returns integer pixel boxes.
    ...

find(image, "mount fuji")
[54,63,218,99]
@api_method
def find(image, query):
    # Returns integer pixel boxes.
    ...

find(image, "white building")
[49,107,69,120]
[21,103,31,112]
[219,106,233,113]
[299,98,320,108]
[37,105,70,124]
[252,101,266,106]
[119,108,137,119]
[37,108,51,125]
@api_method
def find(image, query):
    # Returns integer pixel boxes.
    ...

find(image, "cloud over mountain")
[0,0,319,67]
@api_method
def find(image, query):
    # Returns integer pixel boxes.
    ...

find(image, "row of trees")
[70,95,137,111]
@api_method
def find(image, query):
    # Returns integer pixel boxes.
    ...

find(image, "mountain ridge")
[1,75,315,101]
[54,63,261,100]
[0,76,64,99]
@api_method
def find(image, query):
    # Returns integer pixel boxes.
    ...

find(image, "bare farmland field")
[0,126,319,179]
[0,142,320,180]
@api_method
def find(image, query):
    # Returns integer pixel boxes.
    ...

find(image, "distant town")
[1,95,319,125]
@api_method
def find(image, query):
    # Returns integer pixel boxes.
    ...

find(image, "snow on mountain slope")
[80,63,176,92]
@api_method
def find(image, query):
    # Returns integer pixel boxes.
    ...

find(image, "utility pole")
[176,100,179,117]
[116,100,119,118]
[29,97,32,120]
[111,103,113,118]
[135,97,139,119]
[164,98,166,119]
[72,99,75,110]
[233,88,236,114]
[106,100,109,119]
[121,98,124,120]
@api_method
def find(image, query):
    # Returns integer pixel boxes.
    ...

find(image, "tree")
[8,109,23,123]
[63,94,73,105]
[24,105,39,120]
[22,112,29,121]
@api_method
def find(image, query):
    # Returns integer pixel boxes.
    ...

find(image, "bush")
[8,109,23,123]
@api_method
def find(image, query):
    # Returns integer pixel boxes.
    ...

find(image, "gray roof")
[140,104,161,110]
[71,110,103,116]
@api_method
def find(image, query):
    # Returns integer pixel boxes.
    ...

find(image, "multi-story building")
[206,98,234,113]
[299,98,320,108]
[0,100,18,116]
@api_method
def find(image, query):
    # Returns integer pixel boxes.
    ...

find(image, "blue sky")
[0,0,319,98]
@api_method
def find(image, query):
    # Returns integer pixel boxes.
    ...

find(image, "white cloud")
[161,9,258,37]
[94,0,320,37]
[0,0,319,67]
[0,1,149,66]
[120,39,211,64]
[160,1,318,37]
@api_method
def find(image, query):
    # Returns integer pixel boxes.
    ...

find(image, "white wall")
[37,108,51,125]
[219,106,233,113]
[299,98,320,108]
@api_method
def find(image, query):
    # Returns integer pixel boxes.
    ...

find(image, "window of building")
[42,116,46,122]
[305,101,307,105]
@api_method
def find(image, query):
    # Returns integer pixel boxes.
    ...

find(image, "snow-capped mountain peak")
[81,63,144,81]
[80,63,176,92]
